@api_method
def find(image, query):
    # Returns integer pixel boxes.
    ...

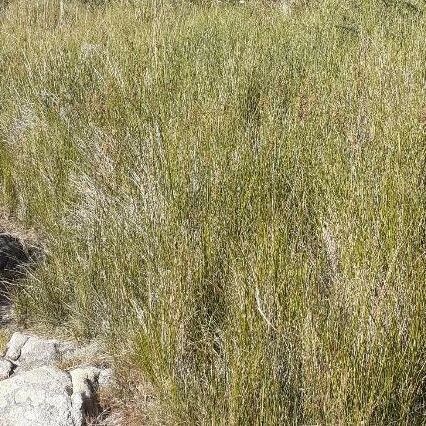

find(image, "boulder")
[0,366,77,426]
[4,332,29,361]
[0,333,114,425]
[18,336,60,369]
[4,333,79,372]
[70,366,101,424]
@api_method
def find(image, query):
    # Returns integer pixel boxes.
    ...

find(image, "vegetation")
[1,0,426,423]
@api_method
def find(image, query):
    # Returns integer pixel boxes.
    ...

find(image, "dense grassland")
[1,0,426,423]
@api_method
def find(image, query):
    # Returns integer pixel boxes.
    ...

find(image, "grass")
[1,0,426,423]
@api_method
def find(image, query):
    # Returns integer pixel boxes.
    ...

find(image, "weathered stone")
[70,366,100,388]
[18,336,60,368]
[0,357,14,380]
[0,366,77,426]
[4,332,29,361]
[0,333,114,424]
[70,366,101,424]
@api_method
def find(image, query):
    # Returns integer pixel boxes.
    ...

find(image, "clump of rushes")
[1,0,426,423]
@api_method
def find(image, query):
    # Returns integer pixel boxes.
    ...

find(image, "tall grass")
[1,0,426,423]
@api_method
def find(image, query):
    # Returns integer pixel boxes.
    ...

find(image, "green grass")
[1,0,426,423]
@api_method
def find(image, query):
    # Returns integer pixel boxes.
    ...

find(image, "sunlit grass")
[1,0,426,423]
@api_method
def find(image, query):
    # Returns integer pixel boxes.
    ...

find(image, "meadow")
[1,0,426,423]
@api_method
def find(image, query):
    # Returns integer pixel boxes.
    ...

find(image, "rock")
[18,336,60,369]
[0,358,14,380]
[70,366,100,389]
[69,366,114,423]
[0,364,110,425]
[0,366,77,426]
[70,366,101,423]
[4,332,29,361]
[0,333,114,424]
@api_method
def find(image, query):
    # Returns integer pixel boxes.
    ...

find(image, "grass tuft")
[1,0,426,423]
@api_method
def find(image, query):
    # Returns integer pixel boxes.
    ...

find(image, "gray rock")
[0,366,77,426]
[4,332,29,361]
[18,336,60,368]
[70,366,101,424]
[70,366,100,389]
[0,333,114,425]
[0,358,14,380]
